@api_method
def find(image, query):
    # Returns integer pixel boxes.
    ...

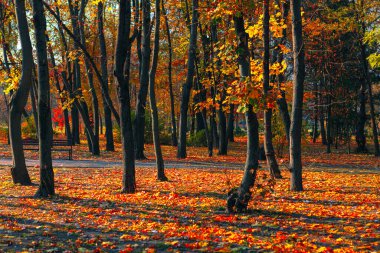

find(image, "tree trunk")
[227,15,260,213]
[218,106,228,155]
[162,0,178,147]
[9,0,33,185]
[263,0,281,179]
[79,1,100,156]
[32,0,54,197]
[97,1,114,151]
[61,72,99,156]
[227,104,235,142]
[319,81,327,145]
[134,0,151,160]
[312,83,318,143]
[149,0,167,181]
[275,0,291,141]
[289,0,305,192]
[326,80,332,154]
[360,37,379,156]
[356,80,367,153]
[115,0,136,193]
[177,0,198,158]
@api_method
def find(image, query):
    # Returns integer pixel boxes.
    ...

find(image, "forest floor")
[0,138,379,252]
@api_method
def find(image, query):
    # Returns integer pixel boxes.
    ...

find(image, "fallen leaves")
[0,141,379,252]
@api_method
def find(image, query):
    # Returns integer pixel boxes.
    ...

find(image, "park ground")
[0,138,379,252]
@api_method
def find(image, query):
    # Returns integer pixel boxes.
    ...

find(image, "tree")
[162,0,178,147]
[9,0,33,185]
[97,1,114,152]
[289,0,305,191]
[263,0,281,179]
[227,14,260,213]
[32,0,54,197]
[114,0,136,193]
[134,0,151,160]
[149,0,167,181]
[177,0,198,159]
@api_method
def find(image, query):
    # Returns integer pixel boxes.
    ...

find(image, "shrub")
[188,129,207,147]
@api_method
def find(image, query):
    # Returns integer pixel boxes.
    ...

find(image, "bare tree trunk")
[360,35,379,156]
[79,0,100,156]
[149,0,167,181]
[326,80,332,154]
[289,0,305,191]
[162,0,177,147]
[134,0,151,160]
[218,104,228,155]
[227,104,235,142]
[312,83,318,143]
[115,0,136,193]
[319,81,327,145]
[263,0,281,179]
[32,0,54,197]
[275,0,291,141]
[177,0,198,158]
[98,1,114,152]
[9,0,33,185]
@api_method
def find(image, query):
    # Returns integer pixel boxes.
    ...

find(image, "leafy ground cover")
[0,161,379,252]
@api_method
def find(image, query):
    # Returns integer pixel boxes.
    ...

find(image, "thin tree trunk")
[9,0,33,185]
[289,0,305,191]
[218,105,228,155]
[360,36,379,156]
[162,0,178,147]
[227,104,235,142]
[61,72,99,155]
[177,0,198,158]
[149,0,167,181]
[319,81,327,145]
[312,83,318,143]
[32,0,54,197]
[326,79,332,154]
[98,1,114,151]
[134,0,151,160]
[79,1,100,156]
[275,0,291,141]
[263,0,281,179]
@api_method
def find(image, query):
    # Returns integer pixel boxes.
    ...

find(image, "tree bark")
[115,0,136,193]
[360,36,379,156]
[227,15,260,213]
[9,0,33,185]
[263,0,282,179]
[32,0,54,197]
[227,104,235,142]
[218,105,228,155]
[177,0,198,158]
[319,81,327,145]
[289,0,305,191]
[275,0,291,141]
[162,0,178,147]
[134,0,151,160]
[97,2,114,151]
[79,0,100,156]
[149,0,167,181]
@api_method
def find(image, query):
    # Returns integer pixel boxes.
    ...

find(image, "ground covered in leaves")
[0,162,379,252]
